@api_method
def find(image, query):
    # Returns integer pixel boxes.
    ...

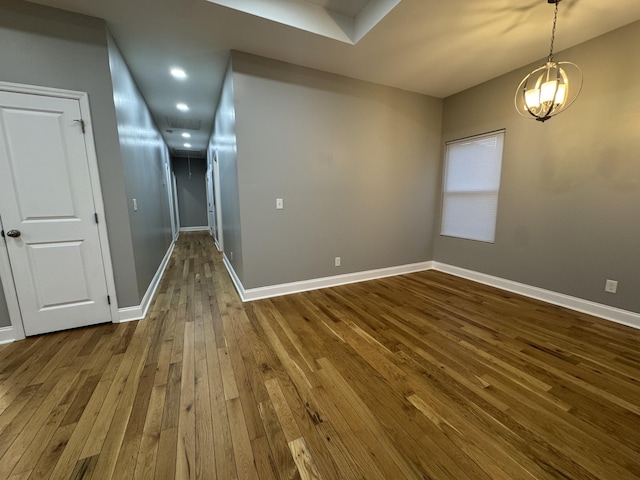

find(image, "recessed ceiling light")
[184,143,192,148]
[182,132,191,138]
[170,67,187,79]
[176,103,189,112]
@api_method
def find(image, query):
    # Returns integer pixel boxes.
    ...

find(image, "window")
[440,130,505,243]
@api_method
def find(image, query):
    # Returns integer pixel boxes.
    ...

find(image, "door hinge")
[94,213,99,224]
[74,119,86,134]
[107,295,111,305]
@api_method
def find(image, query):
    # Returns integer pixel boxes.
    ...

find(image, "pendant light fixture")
[514,0,582,122]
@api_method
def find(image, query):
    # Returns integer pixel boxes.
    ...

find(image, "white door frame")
[213,150,223,251]
[206,164,214,237]
[165,159,177,240]
[0,81,120,341]
[0,214,24,340]
[171,172,180,239]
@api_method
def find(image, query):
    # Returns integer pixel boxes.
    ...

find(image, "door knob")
[6,230,21,238]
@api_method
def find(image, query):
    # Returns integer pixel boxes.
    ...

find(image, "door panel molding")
[0,81,119,340]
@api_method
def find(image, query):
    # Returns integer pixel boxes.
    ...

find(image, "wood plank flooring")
[0,231,639,479]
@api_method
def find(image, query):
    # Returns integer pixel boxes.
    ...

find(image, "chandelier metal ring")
[514,60,583,122]
[514,0,583,122]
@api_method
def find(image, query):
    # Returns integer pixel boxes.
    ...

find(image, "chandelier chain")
[548,0,559,61]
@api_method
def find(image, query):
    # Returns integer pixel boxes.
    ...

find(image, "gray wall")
[209,62,245,282]
[231,52,443,289]
[173,157,208,228]
[106,33,173,301]
[436,20,640,314]
[0,0,139,311]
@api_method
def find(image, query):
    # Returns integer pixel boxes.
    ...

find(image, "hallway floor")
[0,231,639,479]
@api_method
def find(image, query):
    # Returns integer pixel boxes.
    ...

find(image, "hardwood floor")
[0,231,639,479]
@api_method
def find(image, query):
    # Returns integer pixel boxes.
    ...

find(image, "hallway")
[0,232,639,479]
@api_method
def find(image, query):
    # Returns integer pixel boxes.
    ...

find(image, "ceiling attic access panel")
[206,0,402,44]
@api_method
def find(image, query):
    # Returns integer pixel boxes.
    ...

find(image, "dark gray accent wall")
[230,52,443,289]
[106,33,173,302]
[209,62,244,282]
[0,0,139,309]
[436,21,640,314]
[173,157,208,228]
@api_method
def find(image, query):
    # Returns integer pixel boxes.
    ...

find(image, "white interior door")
[0,90,112,336]
[171,172,180,237]
[205,165,216,239]
[165,160,177,240]
[213,151,223,251]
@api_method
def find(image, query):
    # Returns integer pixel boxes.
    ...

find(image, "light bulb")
[554,84,567,105]
[170,68,187,79]
[540,80,558,103]
[525,88,541,109]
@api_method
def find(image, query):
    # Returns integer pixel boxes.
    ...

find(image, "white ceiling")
[306,0,371,18]
[206,0,400,44]
[24,0,640,156]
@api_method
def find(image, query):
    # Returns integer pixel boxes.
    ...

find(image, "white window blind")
[441,130,505,243]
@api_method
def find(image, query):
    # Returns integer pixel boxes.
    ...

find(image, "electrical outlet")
[334,257,341,267]
[605,279,618,294]
[276,198,284,210]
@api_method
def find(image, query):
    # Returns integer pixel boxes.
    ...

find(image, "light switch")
[133,198,138,211]
[276,198,284,210]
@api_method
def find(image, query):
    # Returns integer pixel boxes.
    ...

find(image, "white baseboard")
[179,226,209,232]
[117,305,143,323]
[116,238,639,331]
[432,262,640,330]
[221,255,640,330]
[223,254,246,301]
[222,258,433,302]
[0,326,15,344]
[117,241,175,322]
